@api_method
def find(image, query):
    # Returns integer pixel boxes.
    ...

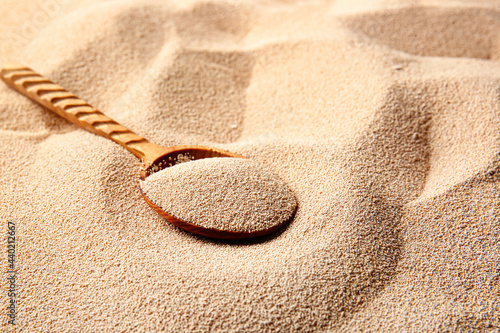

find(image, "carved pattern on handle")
[0,65,152,160]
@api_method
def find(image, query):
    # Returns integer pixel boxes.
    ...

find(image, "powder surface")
[140,157,296,233]
[1,1,500,332]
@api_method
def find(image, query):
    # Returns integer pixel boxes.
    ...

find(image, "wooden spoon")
[0,64,294,240]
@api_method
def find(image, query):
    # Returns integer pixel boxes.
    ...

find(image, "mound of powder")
[140,157,297,233]
[2,1,500,332]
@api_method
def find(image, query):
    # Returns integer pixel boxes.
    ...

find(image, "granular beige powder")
[1,1,499,332]
[140,157,296,233]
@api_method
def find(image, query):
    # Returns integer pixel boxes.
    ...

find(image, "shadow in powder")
[343,6,500,61]
[323,82,434,326]
[150,49,255,144]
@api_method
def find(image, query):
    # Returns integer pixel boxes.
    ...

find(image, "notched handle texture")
[0,64,152,160]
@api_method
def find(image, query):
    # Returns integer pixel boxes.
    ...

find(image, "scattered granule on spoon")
[140,157,297,233]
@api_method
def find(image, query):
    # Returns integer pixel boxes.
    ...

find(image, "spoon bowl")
[139,144,270,240]
[0,64,295,240]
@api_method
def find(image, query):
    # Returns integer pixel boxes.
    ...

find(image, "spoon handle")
[0,64,162,161]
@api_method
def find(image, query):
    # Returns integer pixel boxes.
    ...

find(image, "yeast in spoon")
[140,157,297,234]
